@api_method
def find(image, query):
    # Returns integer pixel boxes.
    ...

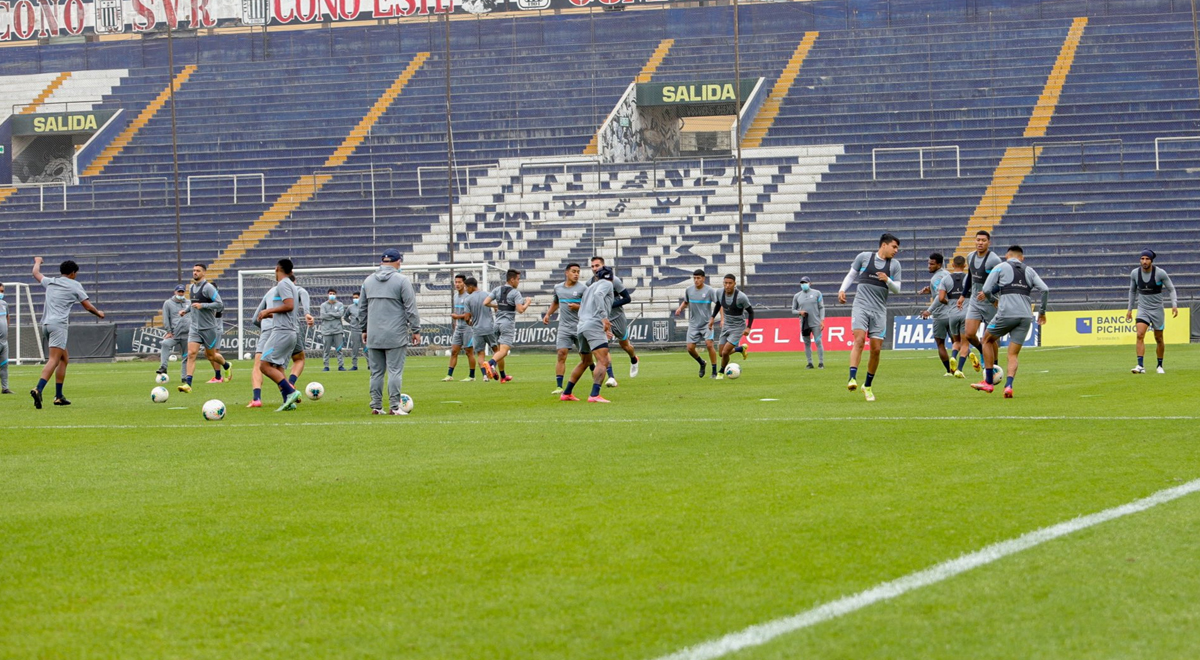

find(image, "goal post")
[1,282,45,365]
[235,264,498,358]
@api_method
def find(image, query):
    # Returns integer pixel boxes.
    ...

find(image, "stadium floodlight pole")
[443,12,456,269]
[733,0,746,285]
[167,20,184,284]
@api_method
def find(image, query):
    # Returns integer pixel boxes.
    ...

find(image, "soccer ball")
[306,382,325,401]
[155,372,169,384]
[992,364,1005,381]
[202,399,226,421]
[242,352,251,360]
[168,354,178,362]
[724,363,741,379]
[151,386,169,403]
[606,377,619,388]
[399,393,414,414]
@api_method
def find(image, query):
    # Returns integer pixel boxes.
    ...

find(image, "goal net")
[235,264,499,358]
[1,282,44,365]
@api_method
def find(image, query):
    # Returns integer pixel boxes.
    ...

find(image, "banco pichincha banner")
[1040,308,1191,347]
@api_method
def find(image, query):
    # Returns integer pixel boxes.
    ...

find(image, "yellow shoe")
[177,384,192,393]
[847,378,858,391]
[953,370,965,379]
[969,353,981,373]
[863,387,875,402]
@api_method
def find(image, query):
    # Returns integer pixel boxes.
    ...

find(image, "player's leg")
[386,348,406,413]
[444,342,461,382]
[561,346,593,401]
[1133,321,1148,372]
[51,347,70,405]
[972,331,1000,392]
[935,335,952,374]
[158,337,173,374]
[1154,328,1166,372]
[622,339,640,377]
[289,350,305,385]
[553,347,569,392]
[258,359,299,411]
[248,352,266,407]
[0,340,9,392]
[322,334,334,370]
[335,336,345,370]
[1003,343,1021,397]
[847,328,867,390]
[185,341,199,378]
[861,337,882,401]
[717,339,734,375]
[466,345,477,370]
[705,338,718,378]
[813,327,825,367]
[964,318,983,371]
[367,348,386,412]
[588,346,612,402]
[802,329,814,367]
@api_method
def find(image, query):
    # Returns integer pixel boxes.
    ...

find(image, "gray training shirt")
[791,289,825,327]
[162,297,191,336]
[272,278,300,333]
[40,276,88,326]
[840,252,902,315]
[488,284,524,325]
[925,268,951,318]
[982,259,1049,319]
[463,289,494,334]
[682,284,720,328]
[553,281,588,333]
[967,251,1003,298]
[579,279,614,328]
[1127,267,1178,313]
[358,266,421,350]
[187,280,223,331]
[319,300,346,335]
[0,298,8,340]
[254,286,278,332]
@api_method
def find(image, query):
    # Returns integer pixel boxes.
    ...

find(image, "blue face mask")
[174,295,186,302]
[801,284,810,292]
[0,293,5,300]
[352,299,359,305]
[328,295,337,301]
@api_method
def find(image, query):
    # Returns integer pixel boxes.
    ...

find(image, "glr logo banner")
[1043,309,1192,346]
[742,316,854,352]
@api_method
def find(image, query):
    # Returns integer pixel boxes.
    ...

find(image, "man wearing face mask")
[343,292,363,371]
[791,277,824,369]
[0,282,10,394]
[319,289,347,372]
[158,285,191,382]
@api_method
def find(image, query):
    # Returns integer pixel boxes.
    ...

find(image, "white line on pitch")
[650,477,1200,660]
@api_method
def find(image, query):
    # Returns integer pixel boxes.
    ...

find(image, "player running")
[29,258,105,408]
[481,269,531,383]
[158,285,190,382]
[1126,249,1178,374]
[561,266,616,403]
[791,276,824,369]
[462,276,496,382]
[255,259,303,411]
[971,245,1048,398]
[544,263,587,394]
[713,274,752,379]
[179,263,231,392]
[941,255,969,377]
[919,253,956,376]
[957,230,1002,373]
[247,279,279,408]
[839,233,902,402]
[589,256,639,383]
[675,269,721,379]
[286,274,313,387]
[0,282,9,394]
[444,274,478,382]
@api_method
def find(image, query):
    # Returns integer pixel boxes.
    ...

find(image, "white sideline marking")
[652,478,1200,660]
[6,415,1200,431]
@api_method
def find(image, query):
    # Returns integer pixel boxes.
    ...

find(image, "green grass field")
[2,344,1199,659]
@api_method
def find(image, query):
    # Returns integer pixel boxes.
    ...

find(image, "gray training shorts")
[43,322,68,350]
[556,328,583,351]
[966,298,998,323]
[719,324,745,348]
[851,306,888,340]
[260,329,298,366]
[948,313,966,337]
[686,325,714,345]
[578,321,609,353]
[932,316,952,341]
[451,324,468,348]
[188,326,220,350]
[496,321,517,347]
[472,329,498,354]
[1135,307,1166,332]
[609,314,630,342]
[987,316,1033,346]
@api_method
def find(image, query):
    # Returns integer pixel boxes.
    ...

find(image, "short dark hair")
[724,274,736,281]
[880,233,900,246]
[352,291,360,297]
[590,256,606,265]
[328,288,337,294]
[60,260,79,275]
[454,274,466,282]
[566,263,580,271]
[193,263,207,270]
[464,277,478,287]
[952,255,967,267]
[976,230,991,239]
[278,259,294,275]
[929,252,944,265]
[692,269,706,277]
[506,269,521,280]
[1007,245,1023,256]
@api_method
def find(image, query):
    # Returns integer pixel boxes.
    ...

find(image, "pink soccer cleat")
[560,394,580,402]
[501,375,513,383]
[587,395,611,403]
[1004,387,1014,399]
[245,400,262,408]
[970,381,994,393]
[206,377,224,384]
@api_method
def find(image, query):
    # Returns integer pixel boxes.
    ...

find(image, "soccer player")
[919,253,956,376]
[0,282,11,394]
[561,265,616,403]
[674,269,721,378]
[1126,249,1179,374]
[287,274,313,386]
[713,274,752,379]
[318,288,346,371]
[444,274,478,382]
[971,245,1048,398]
[838,233,902,402]
[29,257,105,408]
[255,259,303,412]
[791,276,824,369]
[942,255,969,377]
[179,263,231,393]
[158,284,190,382]
[481,269,531,383]
[957,230,1002,373]
[344,291,363,370]
[359,248,421,415]
[589,256,640,382]
[462,277,495,382]
[544,263,587,394]
[246,279,279,408]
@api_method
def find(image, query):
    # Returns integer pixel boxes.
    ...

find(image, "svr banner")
[892,315,1039,350]
[1041,308,1192,346]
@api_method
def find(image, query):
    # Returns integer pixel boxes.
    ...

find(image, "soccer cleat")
[560,394,580,402]
[954,370,965,379]
[482,375,490,383]
[551,387,564,394]
[460,377,475,382]
[698,361,707,378]
[1131,365,1146,374]
[818,363,824,369]
[30,389,42,409]
[350,367,358,371]
[709,373,718,380]
[224,365,233,382]
[969,352,981,372]
[324,367,331,372]
[441,376,455,382]
[338,366,347,372]
[1,389,11,395]
[606,377,618,388]
[806,363,814,369]
[630,362,639,378]
[847,378,858,391]
[863,387,875,402]
[943,372,955,377]
[587,395,611,403]
[53,398,71,406]
[481,362,497,380]
[371,408,385,415]
[715,373,724,380]
[1157,366,1166,374]
[206,377,224,384]
[178,384,192,393]
[246,400,262,408]
[970,381,995,393]
[389,408,408,416]
[1004,387,1014,398]
[155,367,167,375]
[501,375,514,383]
[276,390,301,412]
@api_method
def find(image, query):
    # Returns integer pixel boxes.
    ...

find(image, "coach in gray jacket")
[359,248,421,415]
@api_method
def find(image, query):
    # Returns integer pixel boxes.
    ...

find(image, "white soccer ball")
[202,399,226,421]
[169,354,178,362]
[242,352,252,360]
[305,382,325,401]
[992,364,1005,381]
[155,372,169,384]
[151,386,169,403]
[725,363,742,379]
[606,377,619,388]
[399,393,414,414]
